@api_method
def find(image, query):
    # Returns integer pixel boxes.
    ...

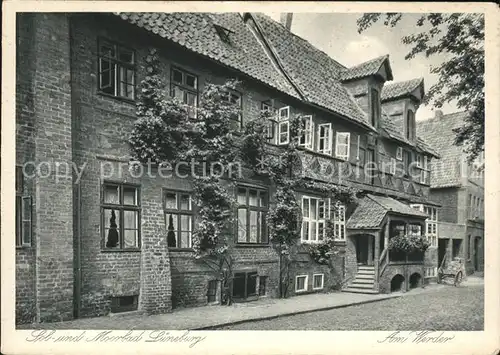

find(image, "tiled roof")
[417,111,469,188]
[346,196,387,229]
[347,194,428,229]
[339,55,392,82]
[115,12,301,99]
[250,13,373,130]
[381,78,424,102]
[368,194,428,218]
[416,137,440,158]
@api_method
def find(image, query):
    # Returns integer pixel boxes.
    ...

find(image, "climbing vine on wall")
[130,47,360,302]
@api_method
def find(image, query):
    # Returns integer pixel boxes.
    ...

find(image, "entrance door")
[438,239,448,267]
[474,237,481,271]
[356,235,369,265]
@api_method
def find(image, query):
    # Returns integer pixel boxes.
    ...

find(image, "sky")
[264,13,457,121]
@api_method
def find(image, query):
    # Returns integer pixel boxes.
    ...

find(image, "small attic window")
[214,24,233,44]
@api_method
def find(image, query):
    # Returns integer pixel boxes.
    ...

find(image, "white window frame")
[262,102,277,144]
[312,273,324,290]
[295,275,308,293]
[301,196,330,244]
[299,115,314,150]
[335,132,350,160]
[396,147,403,161]
[390,157,396,175]
[333,204,346,241]
[424,206,438,247]
[356,135,361,161]
[317,123,333,155]
[278,106,290,145]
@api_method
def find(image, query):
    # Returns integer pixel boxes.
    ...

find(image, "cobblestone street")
[216,279,484,330]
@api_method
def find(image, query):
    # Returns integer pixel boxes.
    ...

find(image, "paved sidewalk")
[18,283,455,330]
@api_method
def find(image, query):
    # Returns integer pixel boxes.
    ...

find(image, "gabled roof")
[339,55,393,82]
[115,12,301,100]
[417,111,469,188]
[347,194,428,229]
[247,13,374,130]
[381,78,425,102]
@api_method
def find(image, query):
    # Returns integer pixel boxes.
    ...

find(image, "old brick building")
[418,111,485,276]
[16,12,442,324]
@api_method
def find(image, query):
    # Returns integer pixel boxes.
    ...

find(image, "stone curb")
[192,294,403,330]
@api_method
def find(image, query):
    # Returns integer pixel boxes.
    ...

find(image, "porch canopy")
[347,194,428,230]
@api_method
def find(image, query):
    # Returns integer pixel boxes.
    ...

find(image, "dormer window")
[406,110,415,140]
[370,89,380,128]
[214,24,233,44]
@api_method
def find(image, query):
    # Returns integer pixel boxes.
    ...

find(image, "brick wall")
[16,13,37,325]
[430,187,458,223]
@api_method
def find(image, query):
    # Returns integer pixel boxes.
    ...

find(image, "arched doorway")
[390,274,405,292]
[409,273,422,289]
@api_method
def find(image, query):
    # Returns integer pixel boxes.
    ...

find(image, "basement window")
[207,280,218,303]
[110,295,138,313]
[295,275,308,292]
[232,271,258,300]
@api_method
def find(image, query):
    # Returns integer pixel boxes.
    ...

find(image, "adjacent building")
[16,12,441,324]
[417,111,485,276]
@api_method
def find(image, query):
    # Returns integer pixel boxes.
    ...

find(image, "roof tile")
[115,12,301,100]
[417,111,469,188]
[339,55,391,82]
[381,78,424,102]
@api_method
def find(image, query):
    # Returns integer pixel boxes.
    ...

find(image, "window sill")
[312,287,324,291]
[16,245,33,250]
[295,289,308,293]
[97,91,136,105]
[235,243,270,248]
[169,248,195,252]
[101,248,141,253]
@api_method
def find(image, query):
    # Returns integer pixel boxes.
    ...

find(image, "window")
[318,123,333,155]
[370,89,380,128]
[313,274,324,290]
[98,39,135,100]
[237,187,268,244]
[207,280,218,303]
[390,157,396,175]
[258,276,267,296]
[233,271,258,299]
[295,275,308,292]
[223,91,242,131]
[164,190,193,248]
[214,24,233,43]
[406,110,415,140]
[278,106,290,145]
[102,183,140,249]
[356,135,361,161]
[335,132,350,160]
[301,196,330,243]
[333,204,346,241]
[468,194,473,219]
[404,150,413,177]
[408,224,422,237]
[110,295,138,313]
[424,206,438,247]
[396,147,403,160]
[170,67,198,118]
[299,115,314,150]
[261,102,277,144]
[16,166,32,247]
[416,155,422,168]
[425,267,437,278]
[420,156,430,184]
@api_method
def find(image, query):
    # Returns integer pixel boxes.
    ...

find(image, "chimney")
[434,110,443,119]
[280,13,293,31]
